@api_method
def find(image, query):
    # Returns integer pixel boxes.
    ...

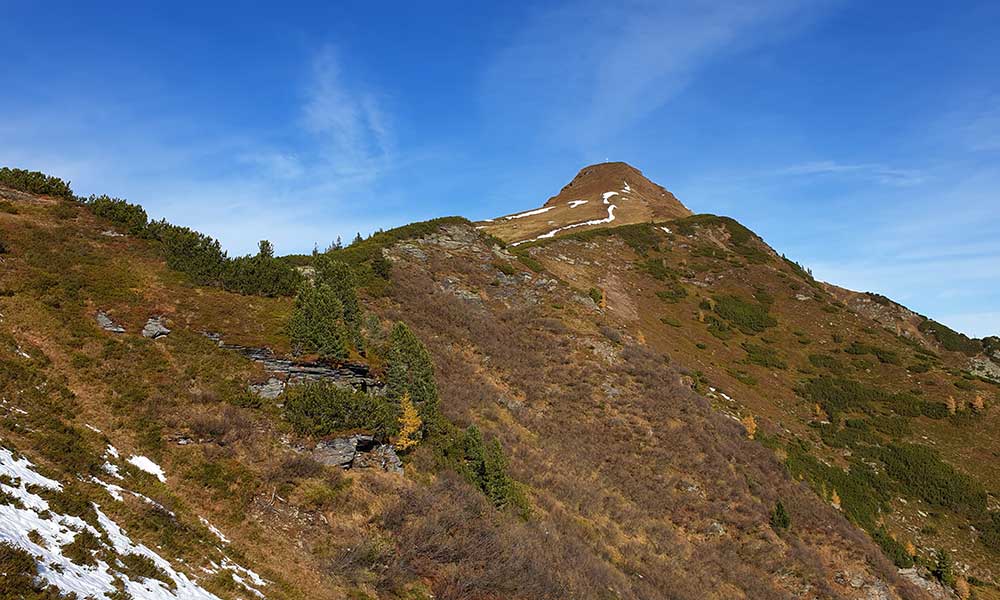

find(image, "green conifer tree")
[386,322,440,429]
[314,256,362,347]
[286,283,348,359]
[483,439,515,508]
[770,500,790,530]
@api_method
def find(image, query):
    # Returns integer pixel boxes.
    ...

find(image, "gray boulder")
[249,377,286,400]
[312,435,375,469]
[96,311,125,334]
[142,316,171,339]
[354,444,404,474]
[311,435,402,473]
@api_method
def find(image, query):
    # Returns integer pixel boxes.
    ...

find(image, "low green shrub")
[713,294,776,334]
[0,167,73,198]
[919,319,982,356]
[283,381,396,439]
[742,342,787,369]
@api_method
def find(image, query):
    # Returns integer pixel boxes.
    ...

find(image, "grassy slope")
[1,187,930,599]
[519,216,1000,589]
[0,189,422,599]
[375,222,927,599]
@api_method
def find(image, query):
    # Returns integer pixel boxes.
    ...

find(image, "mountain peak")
[482,162,691,246]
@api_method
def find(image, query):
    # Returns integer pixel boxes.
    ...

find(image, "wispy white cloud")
[775,160,926,186]
[483,0,833,148]
[0,45,404,255]
[301,46,394,182]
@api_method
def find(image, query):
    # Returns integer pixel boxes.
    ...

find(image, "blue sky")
[1,1,998,337]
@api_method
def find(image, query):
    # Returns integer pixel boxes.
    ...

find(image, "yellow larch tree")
[741,414,757,440]
[393,394,422,452]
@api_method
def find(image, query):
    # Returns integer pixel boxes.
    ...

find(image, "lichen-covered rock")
[96,311,125,333]
[142,316,171,339]
[312,435,375,468]
[353,444,403,474]
[311,435,402,473]
[970,356,1000,383]
[249,377,285,400]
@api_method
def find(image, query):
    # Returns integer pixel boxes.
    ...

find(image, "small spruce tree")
[386,322,440,430]
[483,439,515,509]
[933,550,955,587]
[286,283,348,359]
[314,256,362,347]
[770,500,790,530]
[464,425,486,481]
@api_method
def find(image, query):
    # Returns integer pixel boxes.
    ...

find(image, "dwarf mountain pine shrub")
[0,167,74,198]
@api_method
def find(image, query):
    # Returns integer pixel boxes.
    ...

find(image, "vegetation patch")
[919,318,982,355]
[742,342,787,369]
[712,294,777,334]
[0,167,74,198]
[844,341,900,365]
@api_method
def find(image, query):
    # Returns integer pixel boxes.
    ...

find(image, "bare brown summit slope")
[481,161,692,246]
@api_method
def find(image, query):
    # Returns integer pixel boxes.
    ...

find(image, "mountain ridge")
[1,165,999,599]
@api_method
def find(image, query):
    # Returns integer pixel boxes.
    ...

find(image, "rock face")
[141,316,171,339]
[204,333,382,393]
[95,311,125,334]
[897,568,956,599]
[970,356,1000,383]
[311,435,402,473]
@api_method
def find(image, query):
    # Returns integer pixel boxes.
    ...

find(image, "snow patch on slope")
[505,206,553,220]
[127,455,166,482]
[0,445,226,599]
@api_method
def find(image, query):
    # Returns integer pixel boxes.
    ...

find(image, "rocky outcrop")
[142,316,171,339]
[249,377,285,400]
[970,356,1000,383]
[897,568,956,599]
[311,435,402,473]
[203,333,383,394]
[95,311,125,334]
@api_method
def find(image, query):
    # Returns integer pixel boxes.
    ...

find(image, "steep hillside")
[505,210,1000,597]
[479,162,692,246]
[0,163,994,599]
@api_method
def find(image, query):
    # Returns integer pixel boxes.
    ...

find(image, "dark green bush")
[655,282,687,303]
[0,542,40,594]
[0,167,73,198]
[844,341,900,365]
[120,553,174,589]
[86,194,148,234]
[799,376,890,421]
[742,342,787,369]
[918,319,982,356]
[870,443,987,514]
[221,240,302,297]
[283,381,395,439]
[515,252,545,273]
[873,528,914,568]
[713,294,777,334]
[808,353,845,374]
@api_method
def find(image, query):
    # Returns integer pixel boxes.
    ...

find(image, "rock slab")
[142,317,171,339]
